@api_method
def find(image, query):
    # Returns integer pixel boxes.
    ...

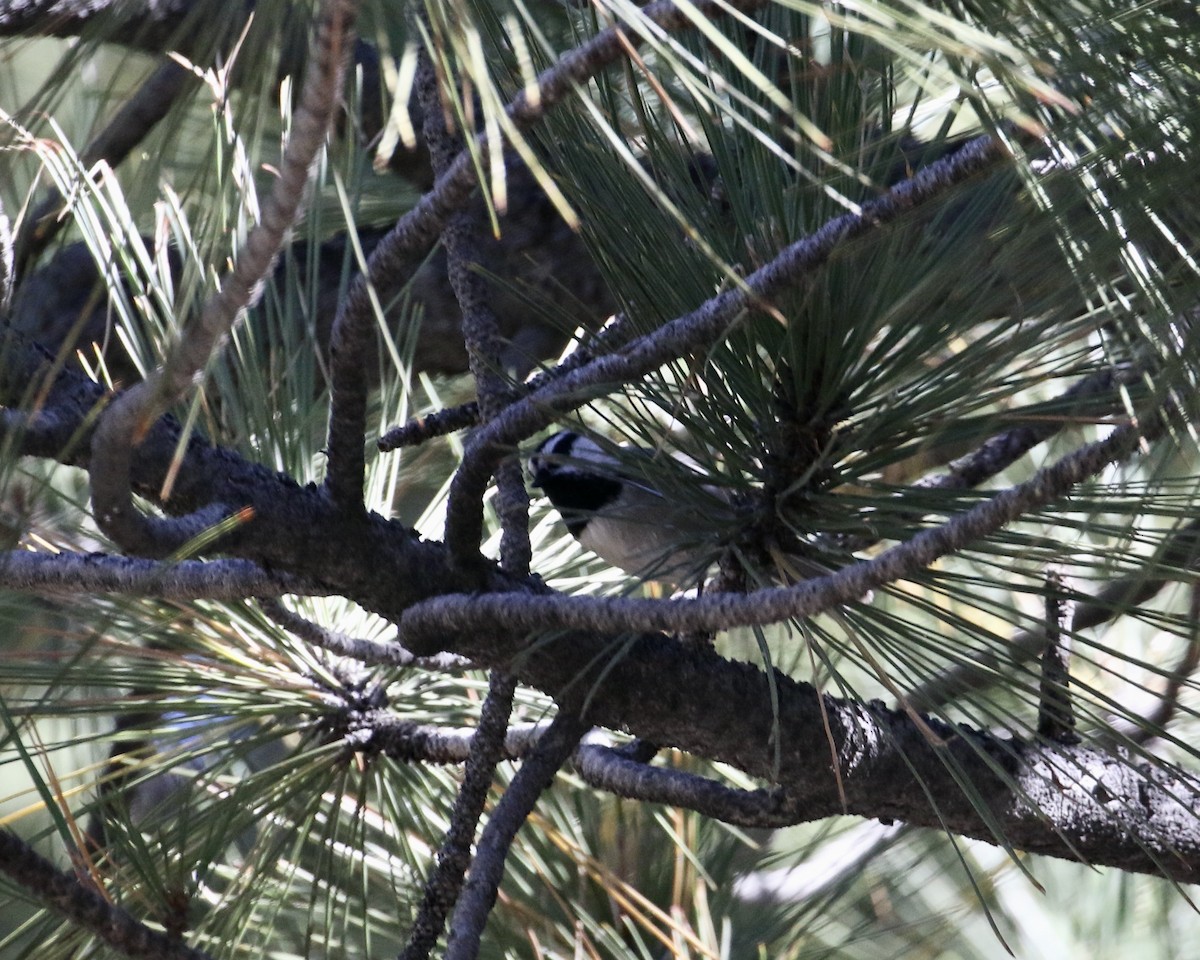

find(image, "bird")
[528,430,731,585]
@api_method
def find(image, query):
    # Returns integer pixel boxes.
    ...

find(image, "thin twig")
[0,195,13,313]
[920,365,1141,493]
[1139,580,1200,739]
[443,710,589,960]
[89,0,357,556]
[414,38,522,566]
[910,518,1200,708]
[399,417,1153,651]
[1108,581,1200,746]
[573,743,802,827]
[258,597,472,671]
[0,549,320,599]
[339,718,555,765]
[1037,568,1079,743]
[374,314,642,453]
[414,56,510,420]
[825,362,1146,555]
[337,714,794,830]
[398,672,519,960]
[494,458,533,575]
[377,401,480,450]
[0,829,215,960]
[318,711,806,828]
[323,0,771,509]
[400,38,534,958]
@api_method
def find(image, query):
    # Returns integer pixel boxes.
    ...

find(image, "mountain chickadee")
[529,430,730,584]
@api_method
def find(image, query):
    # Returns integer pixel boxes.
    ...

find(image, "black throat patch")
[537,471,622,536]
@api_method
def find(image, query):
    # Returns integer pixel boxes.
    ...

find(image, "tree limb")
[0,829,215,960]
[443,709,589,960]
[7,350,1200,876]
[398,672,519,960]
[9,325,1199,878]
[0,549,320,599]
[438,622,1200,880]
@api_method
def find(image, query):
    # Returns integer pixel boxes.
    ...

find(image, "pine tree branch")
[258,597,472,671]
[397,41,539,953]
[323,0,770,511]
[910,517,1200,708]
[5,1,1200,919]
[333,716,554,765]
[821,362,1148,556]
[88,0,356,556]
[320,620,1200,881]
[0,0,239,50]
[1105,582,1200,746]
[0,403,89,456]
[0,550,319,599]
[1037,569,1079,743]
[447,134,1012,548]
[573,743,803,827]
[399,672,519,960]
[376,401,481,450]
[8,344,1200,876]
[435,620,1200,879]
[413,37,526,571]
[443,710,589,960]
[0,829,215,960]
[373,315,641,453]
[2,332,518,622]
[919,364,1144,493]
[15,335,1200,876]
[323,710,801,827]
[400,417,1155,644]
